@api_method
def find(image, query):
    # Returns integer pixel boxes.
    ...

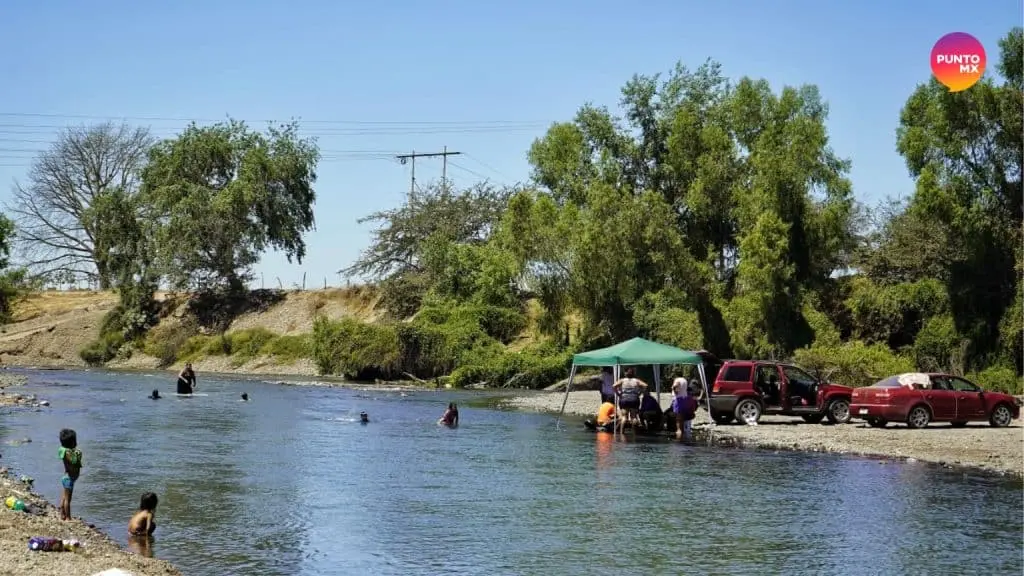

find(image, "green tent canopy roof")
[572,337,702,366]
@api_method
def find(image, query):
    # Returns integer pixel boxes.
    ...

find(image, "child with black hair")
[58,428,82,521]
[129,492,159,537]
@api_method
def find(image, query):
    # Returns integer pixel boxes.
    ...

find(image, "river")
[0,368,1020,576]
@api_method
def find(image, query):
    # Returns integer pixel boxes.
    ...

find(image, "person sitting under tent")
[613,368,648,433]
[639,389,662,431]
[596,400,616,427]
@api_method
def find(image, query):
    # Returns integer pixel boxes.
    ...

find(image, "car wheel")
[906,405,931,429]
[802,414,825,424]
[826,398,851,424]
[867,418,888,428]
[711,412,734,425]
[950,421,968,428]
[734,398,762,424]
[989,403,1013,428]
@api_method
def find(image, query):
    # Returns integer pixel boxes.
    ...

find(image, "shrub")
[78,331,126,366]
[262,334,312,363]
[142,321,196,367]
[448,346,572,389]
[312,316,401,378]
[791,340,915,387]
[967,365,1024,395]
[226,328,277,361]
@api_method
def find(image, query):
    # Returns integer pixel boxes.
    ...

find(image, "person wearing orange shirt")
[596,400,617,428]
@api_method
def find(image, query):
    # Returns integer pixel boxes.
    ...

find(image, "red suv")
[708,360,853,425]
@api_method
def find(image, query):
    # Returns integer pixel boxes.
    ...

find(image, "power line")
[0,111,548,127]
[396,149,462,193]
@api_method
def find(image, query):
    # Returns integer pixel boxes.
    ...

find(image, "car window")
[782,366,816,388]
[930,376,953,391]
[720,365,752,382]
[949,377,980,392]
[872,376,902,387]
[755,365,778,384]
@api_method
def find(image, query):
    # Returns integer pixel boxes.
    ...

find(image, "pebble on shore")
[507,391,1024,479]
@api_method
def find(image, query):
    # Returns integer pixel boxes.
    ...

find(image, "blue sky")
[0,0,1019,289]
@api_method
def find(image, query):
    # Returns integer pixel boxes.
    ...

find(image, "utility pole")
[396,148,461,192]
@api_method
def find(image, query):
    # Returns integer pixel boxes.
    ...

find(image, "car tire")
[950,421,968,428]
[711,412,734,425]
[906,405,931,429]
[734,398,762,424]
[867,418,888,428]
[802,414,825,424]
[989,403,1013,428]
[826,398,851,424]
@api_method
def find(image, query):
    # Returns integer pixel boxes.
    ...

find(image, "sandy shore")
[507,391,1024,479]
[0,472,180,576]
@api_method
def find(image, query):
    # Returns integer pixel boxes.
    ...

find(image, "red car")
[850,373,1021,429]
[707,360,854,425]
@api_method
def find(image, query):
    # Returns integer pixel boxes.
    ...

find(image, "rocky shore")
[506,391,1024,479]
[0,472,181,576]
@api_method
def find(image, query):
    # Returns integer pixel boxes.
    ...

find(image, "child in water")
[149,389,161,400]
[359,411,369,423]
[439,403,459,427]
[240,393,249,402]
[129,492,159,537]
[58,428,82,521]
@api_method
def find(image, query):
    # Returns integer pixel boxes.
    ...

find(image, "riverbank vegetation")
[4,28,1021,393]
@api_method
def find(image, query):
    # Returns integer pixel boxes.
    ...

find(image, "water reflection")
[0,368,1019,576]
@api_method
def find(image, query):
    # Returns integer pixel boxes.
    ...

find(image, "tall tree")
[7,123,153,288]
[895,26,1023,368]
[140,120,319,294]
[525,60,855,354]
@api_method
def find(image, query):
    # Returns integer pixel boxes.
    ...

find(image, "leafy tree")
[342,181,518,317]
[895,26,1022,369]
[85,188,160,338]
[6,123,153,288]
[524,60,855,355]
[0,214,32,323]
[140,120,319,294]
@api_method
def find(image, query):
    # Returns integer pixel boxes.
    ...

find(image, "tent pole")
[613,363,621,437]
[698,363,712,444]
[557,363,578,423]
[654,364,661,405]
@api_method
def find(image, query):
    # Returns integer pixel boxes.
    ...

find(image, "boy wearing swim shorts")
[58,428,82,521]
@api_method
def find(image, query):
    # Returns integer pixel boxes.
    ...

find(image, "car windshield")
[872,376,902,387]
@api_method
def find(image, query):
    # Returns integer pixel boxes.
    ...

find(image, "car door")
[926,376,958,421]
[948,376,986,421]
[754,364,782,406]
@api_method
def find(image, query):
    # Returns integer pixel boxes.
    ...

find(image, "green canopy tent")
[557,337,713,435]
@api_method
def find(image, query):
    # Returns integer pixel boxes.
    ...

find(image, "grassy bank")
[2,289,1021,394]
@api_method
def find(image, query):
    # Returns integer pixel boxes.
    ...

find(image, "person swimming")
[149,390,161,400]
[240,393,249,402]
[359,411,369,424]
[439,403,459,427]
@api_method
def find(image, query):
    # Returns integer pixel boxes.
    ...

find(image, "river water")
[0,368,1020,576]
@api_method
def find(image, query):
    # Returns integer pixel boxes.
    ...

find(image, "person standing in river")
[176,362,197,395]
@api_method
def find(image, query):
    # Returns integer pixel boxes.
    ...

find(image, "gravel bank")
[0,472,180,576]
[506,391,1024,478]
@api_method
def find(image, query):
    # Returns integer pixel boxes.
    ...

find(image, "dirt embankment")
[508,391,1024,478]
[0,288,381,376]
[0,472,180,576]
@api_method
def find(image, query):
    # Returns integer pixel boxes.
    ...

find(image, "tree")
[895,26,1023,369]
[140,120,319,294]
[342,181,517,317]
[7,123,153,289]
[524,60,855,354]
[0,214,31,323]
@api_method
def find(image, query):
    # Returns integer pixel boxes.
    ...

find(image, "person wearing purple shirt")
[671,378,698,441]
[639,389,663,431]
[599,367,615,404]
